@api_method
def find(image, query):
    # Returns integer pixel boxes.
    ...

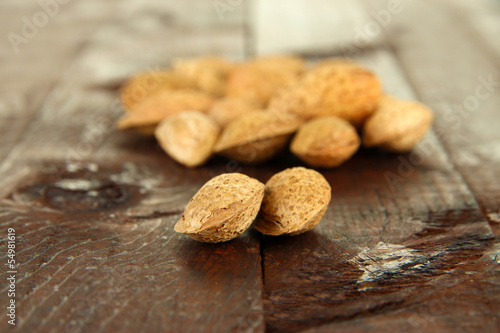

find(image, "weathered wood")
[0,1,120,166]
[1,160,264,333]
[0,1,263,333]
[1,0,500,332]
[443,0,500,62]
[367,0,500,234]
[251,0,499,332]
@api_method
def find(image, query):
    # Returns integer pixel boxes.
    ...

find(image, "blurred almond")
[172,56,233,97]
[155,111,220,167]
[120,70,188,111]
[207,97,262,128]
[214,110,302,164]
[226,55,305,106]
[291,116,360,168]
[116,89,215,130]
[269,59,381,128]
[362,95,434,152]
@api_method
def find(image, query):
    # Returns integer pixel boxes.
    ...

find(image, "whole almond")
[268,59,381,128]
[254,167,331,236]
[121,71,188,111]
[172,56,233,97]
[362,95,434,152]
[207,97,262,128]
[175,173,265,243]
[155,111,220,167]
[226,55,305,106]
[214,110,302,164]
[116,89,215,130]
[290,116,360,168]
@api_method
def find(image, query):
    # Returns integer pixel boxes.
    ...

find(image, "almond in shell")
[214,110,302,164]
[226,55,305,106]
[116,89,215,131]
[362,95,434,152]
[174,173,265,243]
[155,111,220,167]
[254,167,331,236]
[120,70,188,111]
[207,97,262,128]
[172,56,233,97]
[269,59,381,128]
[290,116,360,168]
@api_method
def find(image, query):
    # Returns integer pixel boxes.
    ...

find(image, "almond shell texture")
[175,173,265,243]
[362,95,434,152]
[291,116,360,168]
[254,167,331,236]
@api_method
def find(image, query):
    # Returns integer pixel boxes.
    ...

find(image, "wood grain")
[368,0,500,234]
[251,0,499,331]
[0,1,120,166]
[0,1,263,333]
[1,161,264,333]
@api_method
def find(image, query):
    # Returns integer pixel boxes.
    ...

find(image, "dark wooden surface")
[1,0,499,332]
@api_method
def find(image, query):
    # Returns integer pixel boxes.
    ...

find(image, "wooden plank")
[367,0,500,235]
[260,50,498,332]
[0,0,120,169]
[1,160,263,333]
[251,1,499,332]
[442,0,500,62]
[0,1,263,332]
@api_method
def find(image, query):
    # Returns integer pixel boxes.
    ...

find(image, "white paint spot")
[487,213,500,223]
[66,163,81,172]
[87,163,99,172]
[350,242,436,283]
[55,179,101,191]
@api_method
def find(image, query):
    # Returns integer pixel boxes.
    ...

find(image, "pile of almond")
[117,55,433,168]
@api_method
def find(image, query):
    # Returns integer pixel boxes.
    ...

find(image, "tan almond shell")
[120,71,188,111]
[290,116,360,168]
[214,110,302,164]
[268,60,382,128]
[254,167,331,236]
[226,55,305,106]
[116,89,215,129]
[207,97,262,128]
[362,95,434,152]
[217,134,292,164]
[172,56,234,97]
[155,111,221,167]
[174,173,265,243]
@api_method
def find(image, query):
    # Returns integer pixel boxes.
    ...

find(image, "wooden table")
[1,0,499,332]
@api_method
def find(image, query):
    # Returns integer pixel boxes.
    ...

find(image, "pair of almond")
[174,167,331,243]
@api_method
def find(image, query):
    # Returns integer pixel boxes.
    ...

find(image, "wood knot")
[44,179,129,212]
[11,162,144,215]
